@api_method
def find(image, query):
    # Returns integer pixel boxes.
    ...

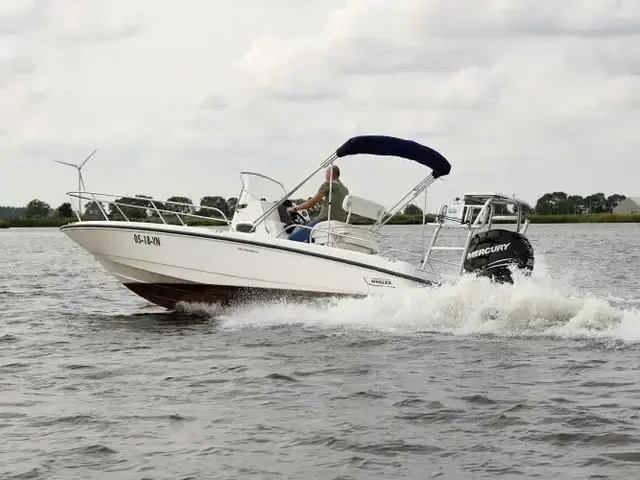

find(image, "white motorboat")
[60,135,535,310]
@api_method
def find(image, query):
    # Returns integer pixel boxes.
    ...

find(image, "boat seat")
[309,220,379,254]
[307,195,385,254]
[342,194,386,224]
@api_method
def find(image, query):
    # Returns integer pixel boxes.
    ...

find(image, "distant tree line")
[0,191,629,221]
[0,205,27,219]
[534,192,626,215]
[0,200,73,220]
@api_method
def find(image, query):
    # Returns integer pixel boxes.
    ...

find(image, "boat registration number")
[133,233,161,246]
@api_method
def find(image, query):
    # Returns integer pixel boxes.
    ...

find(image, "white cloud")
[2,0,640,214]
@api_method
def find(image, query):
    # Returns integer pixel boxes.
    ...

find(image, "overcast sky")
[2,0,639,212]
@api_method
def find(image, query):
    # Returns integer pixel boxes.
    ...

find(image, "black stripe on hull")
[123,283,365,310]
[60,222,435,286]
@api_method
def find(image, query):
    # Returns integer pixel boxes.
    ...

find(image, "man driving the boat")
[287,165,349,242]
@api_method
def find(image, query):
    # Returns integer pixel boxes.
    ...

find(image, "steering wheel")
[283,209,307,235]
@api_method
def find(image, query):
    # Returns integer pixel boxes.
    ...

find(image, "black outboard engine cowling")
[463,229,534,283]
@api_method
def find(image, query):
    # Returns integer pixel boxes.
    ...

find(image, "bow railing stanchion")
[67,193,82,221]
[93,196,109,221]
[148,199,166,225]
[112,201,128,221]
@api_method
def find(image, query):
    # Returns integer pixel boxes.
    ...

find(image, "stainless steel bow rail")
[65,191,232,226]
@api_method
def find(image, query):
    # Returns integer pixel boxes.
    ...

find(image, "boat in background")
[59,135,535,310]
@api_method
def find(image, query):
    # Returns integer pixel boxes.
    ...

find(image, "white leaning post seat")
[310,195,386,254]
[342,195,386,223]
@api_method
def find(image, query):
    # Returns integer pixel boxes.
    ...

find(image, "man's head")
[325,165,340,180]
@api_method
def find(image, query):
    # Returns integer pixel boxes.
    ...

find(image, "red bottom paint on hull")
[123,283,364,310]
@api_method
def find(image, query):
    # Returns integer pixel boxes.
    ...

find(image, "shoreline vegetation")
[1,191,635,229]
[3,212,640,229]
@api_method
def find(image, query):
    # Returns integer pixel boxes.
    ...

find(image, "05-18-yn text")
[133,234,161,246]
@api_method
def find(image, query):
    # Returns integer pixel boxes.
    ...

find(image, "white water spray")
[176,257,640,344]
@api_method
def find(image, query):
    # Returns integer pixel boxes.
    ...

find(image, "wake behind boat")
[60,135,535,310]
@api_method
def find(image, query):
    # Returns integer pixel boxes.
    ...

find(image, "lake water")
[1,224,640,479]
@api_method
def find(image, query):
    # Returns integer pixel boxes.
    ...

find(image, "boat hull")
[60,221,437,310]
[123,282,356,310]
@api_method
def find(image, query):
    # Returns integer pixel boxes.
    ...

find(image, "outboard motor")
[463,229,534,283]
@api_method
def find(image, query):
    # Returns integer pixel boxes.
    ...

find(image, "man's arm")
[290,182,328,211]
[292,191,324,211]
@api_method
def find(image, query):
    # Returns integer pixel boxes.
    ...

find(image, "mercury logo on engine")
[466,242,511,260]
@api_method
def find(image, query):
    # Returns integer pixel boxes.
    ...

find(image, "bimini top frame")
[249,134,452,232]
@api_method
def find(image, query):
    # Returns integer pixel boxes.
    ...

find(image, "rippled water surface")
[2,224,640,479]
